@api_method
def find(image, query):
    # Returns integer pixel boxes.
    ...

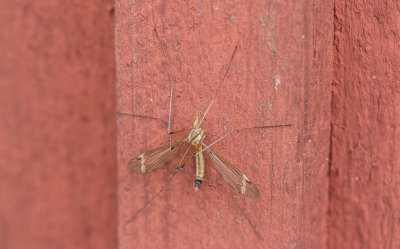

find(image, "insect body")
[188,113,206,190]
[127,111,261,200]
[123,29,292,242]
[124,34,290,202]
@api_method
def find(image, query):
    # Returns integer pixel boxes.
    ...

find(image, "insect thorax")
[188,128,205,145]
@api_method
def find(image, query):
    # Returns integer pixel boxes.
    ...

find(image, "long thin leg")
[199,45,238,126]
[167,77,173,148]
[176,143,193,169]
[126,168,179,224]
[181,132,204,170]
[178,166,264,241]
[127,142,200,224]
[214,180,264,241]
[175,130,203,169]
[196,124,292,155]
[169,127,192,135]
[117,112,168,123]
[118,111,191,137]
[154,27,174,148]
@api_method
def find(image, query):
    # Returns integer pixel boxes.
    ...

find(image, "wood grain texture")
[116,0,332,248]
[0,1,117,249]
[329,1,400,248]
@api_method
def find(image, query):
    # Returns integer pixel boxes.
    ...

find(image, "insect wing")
[127,142,181,174]
[207,149,261,200]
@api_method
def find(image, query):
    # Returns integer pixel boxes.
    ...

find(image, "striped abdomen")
[194,146,205,191]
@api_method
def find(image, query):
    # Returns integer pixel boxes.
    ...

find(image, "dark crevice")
[327,1,340,249]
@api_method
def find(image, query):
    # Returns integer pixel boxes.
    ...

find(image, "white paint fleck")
[372,75,376,79]
[213,3,218,10]
[355,176,359,181]
[274,75,281,90]
[198,0,203,16]
[301,34,305,39]
[224,125,227,131]
[268,103,273,110]
[131,47,136,60]
[149,98,153,102]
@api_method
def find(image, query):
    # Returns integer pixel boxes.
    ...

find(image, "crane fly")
[123,28,291,240]
[127,110,290,200]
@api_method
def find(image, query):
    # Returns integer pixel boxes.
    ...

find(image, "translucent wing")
[127,141,183,174]
[207,149,261,200]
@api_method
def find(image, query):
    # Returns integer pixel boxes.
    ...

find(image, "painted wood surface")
[2,0,399,248]
[116,1,332,248]
[0,1,117,249]
[329,1,400,248]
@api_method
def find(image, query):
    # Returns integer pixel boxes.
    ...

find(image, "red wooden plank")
[329,1,400,248]
[116,0,332,248]
[0,1,117,249]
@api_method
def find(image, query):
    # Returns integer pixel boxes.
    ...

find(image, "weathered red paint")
[329,1,400,248]
[3,0,397,248]
[116,0,332,248]
[0,1,117,249]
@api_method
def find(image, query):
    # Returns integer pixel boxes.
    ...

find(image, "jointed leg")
[116,112,168,123]
[197,124,292,155]
[153,27,175,148]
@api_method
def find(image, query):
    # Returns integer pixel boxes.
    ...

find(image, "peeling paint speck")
[274,75,281,90]
[198,0,202,16]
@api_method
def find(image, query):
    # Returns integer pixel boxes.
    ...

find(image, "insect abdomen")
[194,147,205,191]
